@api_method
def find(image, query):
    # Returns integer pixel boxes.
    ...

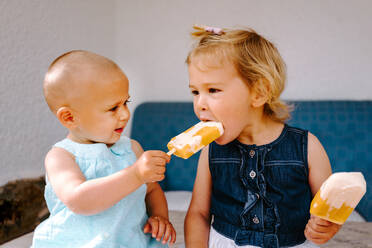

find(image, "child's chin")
[105,136,120,145]
[215,136,229,146]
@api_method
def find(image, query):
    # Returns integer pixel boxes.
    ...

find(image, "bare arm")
[132,140,176,244]
[305,132,341,244]
[131,139,169,220]
[307,132,332,196]
[144,182,176,244]
[184,146,212,248]
[46,139,169,215]
[145,183,169,220]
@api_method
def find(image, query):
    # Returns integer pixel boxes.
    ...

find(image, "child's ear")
[251,79,270,108]
[56,107,77,129]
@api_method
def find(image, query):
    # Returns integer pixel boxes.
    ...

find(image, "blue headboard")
[130,101,371,221]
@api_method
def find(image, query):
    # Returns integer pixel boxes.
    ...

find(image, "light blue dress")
[31,135,167,248]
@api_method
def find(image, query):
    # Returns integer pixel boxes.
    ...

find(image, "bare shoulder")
[44,146,85,192]
[44,147,87,207]
[307,132,332,195]
[130,139,144,158]
[307,132,332,167]
[308,132,323,152]
[45,147,75,170]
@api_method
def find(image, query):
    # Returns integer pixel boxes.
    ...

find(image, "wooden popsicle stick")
[167,148,176,156]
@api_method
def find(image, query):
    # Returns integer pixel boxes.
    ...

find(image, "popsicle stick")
[167,148,176,156]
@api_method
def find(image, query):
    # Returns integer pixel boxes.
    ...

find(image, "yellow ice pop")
[310,172,366,224]
[167,121,224,159]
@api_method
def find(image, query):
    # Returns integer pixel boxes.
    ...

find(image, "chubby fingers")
[311,215,332,226]
[144,216,176,244]
[153,216,166,242]
[305,222,328,244]
[305,215,341,244]
[310,215,341,231]
[144,216,160,240]
[143,222,151,234]
[150,157,169,168]
[136,150,171,183]
[149,151,170,181]
[153,163,166,174]
[147,150,171,164]
[162,221,176,244]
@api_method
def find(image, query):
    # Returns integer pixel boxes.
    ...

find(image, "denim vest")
[209,124,312,248]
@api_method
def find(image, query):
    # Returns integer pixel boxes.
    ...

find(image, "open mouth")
[115,128,124,133]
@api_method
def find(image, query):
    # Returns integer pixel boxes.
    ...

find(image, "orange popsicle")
[310,172,366,224]
[167,121,224,159]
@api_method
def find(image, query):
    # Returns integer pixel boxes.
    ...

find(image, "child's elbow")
[63,195,99,216]
[66,204,96,216]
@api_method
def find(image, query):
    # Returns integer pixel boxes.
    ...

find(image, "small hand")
[143,216,176,244]
[304,215,341,244]
[134,151,170,183]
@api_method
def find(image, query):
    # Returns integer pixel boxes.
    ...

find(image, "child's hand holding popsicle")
[305,172,366,244]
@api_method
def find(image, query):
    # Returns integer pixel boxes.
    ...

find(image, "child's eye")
[191,90,199,96]
[109,106,118,112]
[124,99,131,106]
[209,88,220,93]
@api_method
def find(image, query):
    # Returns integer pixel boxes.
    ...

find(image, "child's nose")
[118,106,130,120]
[196,95,208,111]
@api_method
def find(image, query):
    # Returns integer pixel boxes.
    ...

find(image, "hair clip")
[204,26,223,35]
[194,24,224,35]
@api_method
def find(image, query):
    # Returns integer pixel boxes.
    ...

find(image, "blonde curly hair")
[186,25,292,122]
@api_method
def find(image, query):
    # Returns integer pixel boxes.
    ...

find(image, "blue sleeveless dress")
[31,135,167,248]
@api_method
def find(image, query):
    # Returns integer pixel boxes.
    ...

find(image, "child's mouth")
[115,128,124,133]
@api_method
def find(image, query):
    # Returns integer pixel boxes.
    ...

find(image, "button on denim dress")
[209,125,312,248]
[31,135,167,248]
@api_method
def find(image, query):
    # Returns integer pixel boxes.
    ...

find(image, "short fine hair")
[43,50,120,112]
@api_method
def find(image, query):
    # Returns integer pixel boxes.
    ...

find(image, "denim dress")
[209,124,312,248]
[31,135,166,248]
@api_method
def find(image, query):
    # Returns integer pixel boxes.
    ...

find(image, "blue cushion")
[131,101,371,221]
[131,102,199,191]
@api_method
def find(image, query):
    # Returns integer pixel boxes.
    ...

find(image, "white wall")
[115,0,372,108]
[1,0,371,185]
[0,0,116,185]
[115,0,372,135]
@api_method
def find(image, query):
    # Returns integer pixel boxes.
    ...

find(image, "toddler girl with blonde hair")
[184,26,341,248]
